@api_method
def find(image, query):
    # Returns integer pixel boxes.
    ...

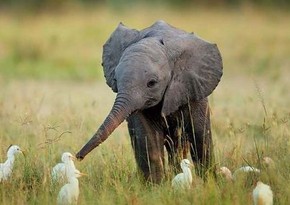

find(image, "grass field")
[0,5,290,205]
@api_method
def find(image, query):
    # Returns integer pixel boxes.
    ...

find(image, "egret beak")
[20,150,26,157]
[70,156,77,161]
[78,172,88,177]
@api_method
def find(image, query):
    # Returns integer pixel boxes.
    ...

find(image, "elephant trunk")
[76,93,133,160]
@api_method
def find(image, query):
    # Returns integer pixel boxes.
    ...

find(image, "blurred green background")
[1,0,290,10]
[0,0,289,82]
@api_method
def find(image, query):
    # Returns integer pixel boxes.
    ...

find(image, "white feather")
[234,166,260,174]
[171,159,193,190]
[0,145,23,182]
[253,181,273,205]
[233,166,260,180]
[51,163,66,182]
[57,169,84,205]
[51,152,76,183]
[219,165,260,182]
[219,166,233,181]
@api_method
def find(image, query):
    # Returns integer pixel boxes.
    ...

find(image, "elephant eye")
[147,80,157,88]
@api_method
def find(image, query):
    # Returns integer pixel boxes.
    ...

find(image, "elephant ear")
[162,34,223,116]
[102,23,140,92]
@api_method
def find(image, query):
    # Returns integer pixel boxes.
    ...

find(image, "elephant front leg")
[127,113,165,184]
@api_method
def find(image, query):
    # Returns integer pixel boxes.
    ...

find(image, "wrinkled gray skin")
[76,20,223,184]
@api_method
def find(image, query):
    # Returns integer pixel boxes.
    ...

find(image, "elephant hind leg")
[165,134,190,174]
[164,134,180,174]
[127,113,165,184]
[189,98,216,179]
[190,139,216,180]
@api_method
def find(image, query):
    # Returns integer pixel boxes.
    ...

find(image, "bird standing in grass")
[57,168,86,205]
[0,145,24,182]
[253,181,273,205]
[219,166,233,181]
[218,165,260,181]
[262,157,275,168]
[52,152,76,182]
[233,166,260,176]
[171,159,193,190]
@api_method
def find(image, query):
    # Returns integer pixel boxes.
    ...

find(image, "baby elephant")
[76,20,223,183]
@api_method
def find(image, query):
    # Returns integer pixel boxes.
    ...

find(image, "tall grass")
[0,78,289,204]
[0,6,289,205]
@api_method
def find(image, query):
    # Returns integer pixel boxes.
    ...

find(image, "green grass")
[0,5,290,205]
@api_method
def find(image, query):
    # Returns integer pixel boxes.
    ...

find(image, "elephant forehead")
[121,39,167,63]
[116,54,169,80]
[115,58,156,80]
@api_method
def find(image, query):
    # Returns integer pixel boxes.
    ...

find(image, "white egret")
[253,181,273,205]
[262,157,275,168]
[219,165,260,182]
[51,152,76,182]
[171,159,193,190]
[57,168,86,205]
[219,166,233,181]
[0,145,24,182]
[234,166,260,174]
[233,166,260,179]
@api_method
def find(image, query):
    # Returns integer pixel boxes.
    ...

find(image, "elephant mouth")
[144,98,158,107]
[145,100,153,107]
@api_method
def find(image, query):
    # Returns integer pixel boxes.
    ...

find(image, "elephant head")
[76,20,222,160]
